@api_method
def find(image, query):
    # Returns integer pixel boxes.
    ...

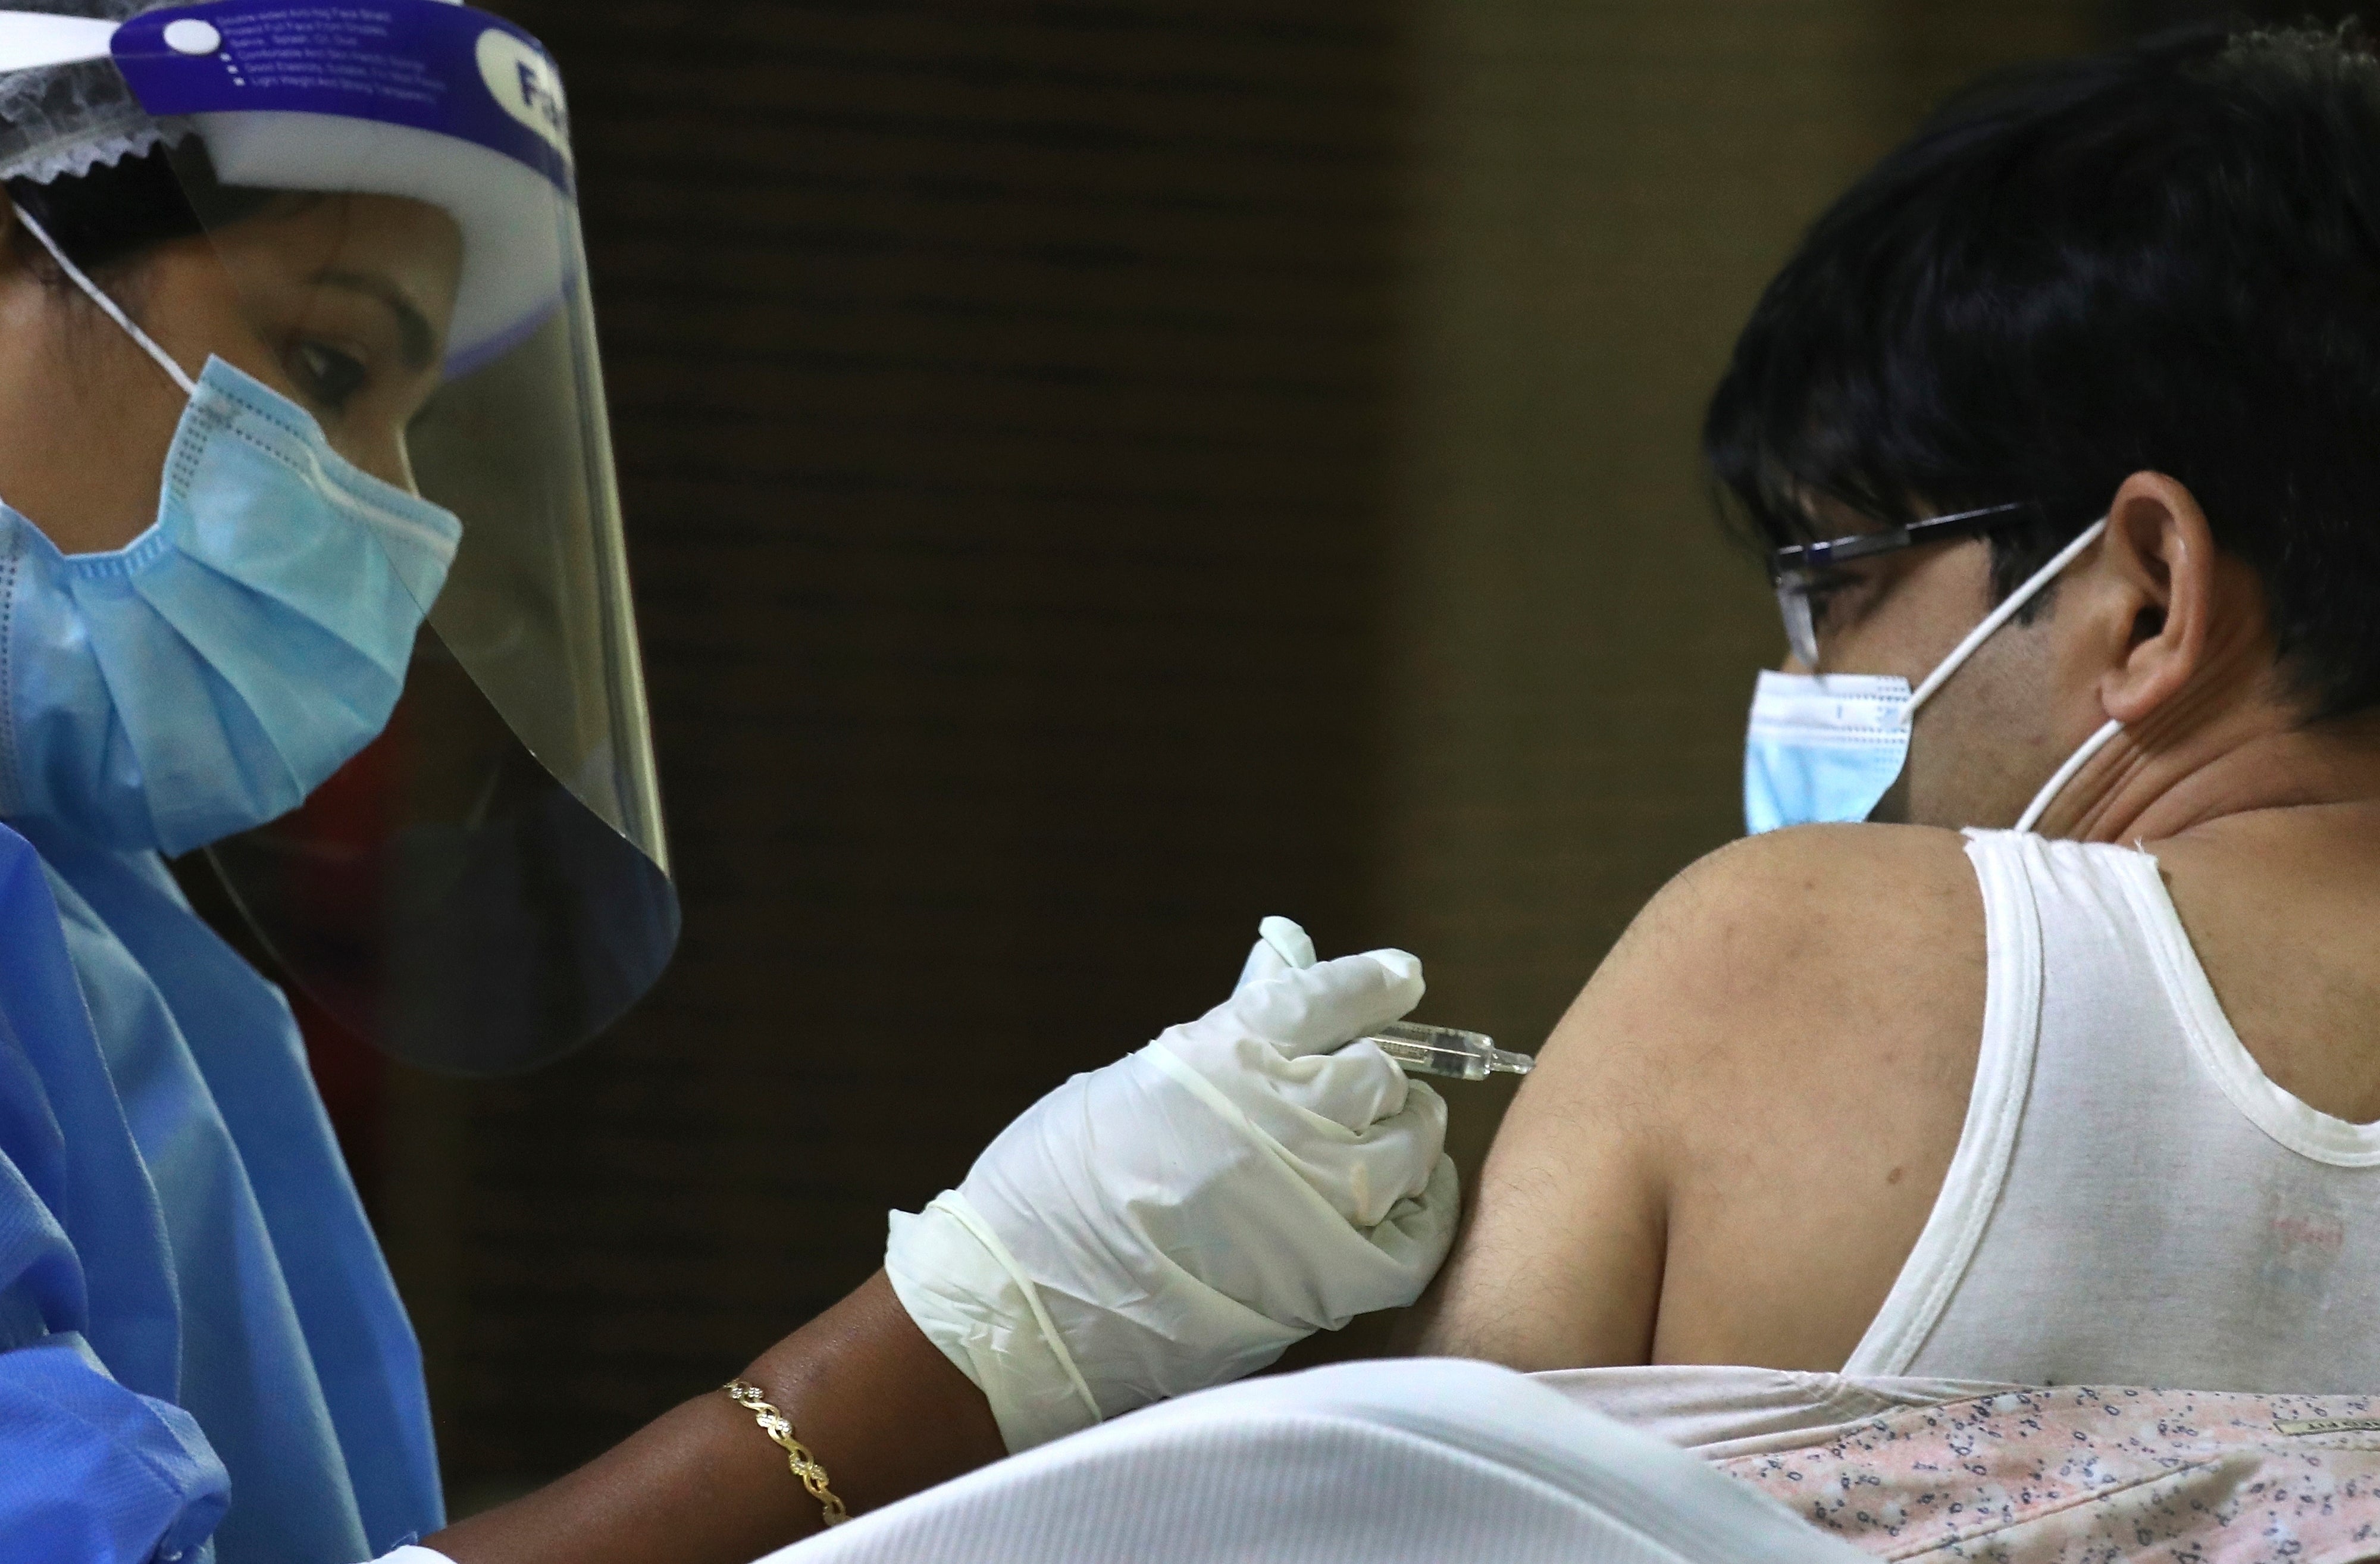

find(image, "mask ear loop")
[1893,515,2121,837]
[12,206,197,398]
[1906,516,2110,714]
[2013,717,2124,834]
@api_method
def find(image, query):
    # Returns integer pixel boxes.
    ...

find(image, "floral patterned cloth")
[1715,1386,2380,1562]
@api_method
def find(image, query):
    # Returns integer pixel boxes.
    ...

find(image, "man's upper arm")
[1402,824,1981,1372]
[1401,840,1748,1369]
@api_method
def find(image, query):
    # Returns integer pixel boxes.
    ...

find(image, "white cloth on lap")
[759,1358,1867,1564]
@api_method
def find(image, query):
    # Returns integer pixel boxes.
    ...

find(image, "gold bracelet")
[725,1378,850,1528]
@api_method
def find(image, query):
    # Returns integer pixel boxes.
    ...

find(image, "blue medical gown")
[0,817,442,1562]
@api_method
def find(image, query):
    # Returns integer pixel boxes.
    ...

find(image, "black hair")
[7,138,277,278]
[1704,23,2380,720]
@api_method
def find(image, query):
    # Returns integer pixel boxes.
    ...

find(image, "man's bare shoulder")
[1604,822,1982,1080]
[1407,823,1986,1372]
[1647,821,1979,953]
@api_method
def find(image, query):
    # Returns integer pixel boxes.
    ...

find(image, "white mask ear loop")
[13,206,197,397]
[1906,515,2110,714]
[1891,514,2121,837]
[2013,716,2123,834]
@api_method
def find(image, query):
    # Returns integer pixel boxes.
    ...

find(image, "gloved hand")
[884,918,1458,1452]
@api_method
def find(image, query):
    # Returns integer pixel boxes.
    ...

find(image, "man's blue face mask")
[1743,515,2121,837]
[0,210,459,855]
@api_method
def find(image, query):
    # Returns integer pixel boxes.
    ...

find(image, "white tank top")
[1841,828,2380,1391]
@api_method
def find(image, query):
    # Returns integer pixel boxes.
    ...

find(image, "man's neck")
[2058,683,2380,844]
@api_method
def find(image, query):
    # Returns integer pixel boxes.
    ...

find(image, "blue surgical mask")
[1744,518,2121,836]
[1743,672,1916,834]
[1,212,461,855]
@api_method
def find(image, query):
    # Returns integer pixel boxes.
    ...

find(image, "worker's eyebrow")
[312,268,437,372]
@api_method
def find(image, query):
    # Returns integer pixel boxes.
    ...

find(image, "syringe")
[1357,1021,1535,1082]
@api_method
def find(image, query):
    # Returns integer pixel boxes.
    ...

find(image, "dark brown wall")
[392,0,1410,1496]
[2115,0,2368,36]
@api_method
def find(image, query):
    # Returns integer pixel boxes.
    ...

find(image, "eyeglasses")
[1767,501,2040,668]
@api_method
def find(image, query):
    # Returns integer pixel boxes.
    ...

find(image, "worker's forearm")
[428,1271,1005,1564]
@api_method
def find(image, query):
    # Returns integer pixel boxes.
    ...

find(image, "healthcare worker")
[0,3,1457,1560]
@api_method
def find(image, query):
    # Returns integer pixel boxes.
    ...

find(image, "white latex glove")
[885,918,1458,1452]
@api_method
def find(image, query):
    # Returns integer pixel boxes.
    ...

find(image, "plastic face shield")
[15,0,677,1073]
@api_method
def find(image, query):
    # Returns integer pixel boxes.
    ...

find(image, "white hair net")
[0,0,180,186]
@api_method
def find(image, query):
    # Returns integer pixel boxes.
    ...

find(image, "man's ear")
[2090,471,2221,726]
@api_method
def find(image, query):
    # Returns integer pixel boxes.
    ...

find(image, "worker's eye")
[287,340,369,412]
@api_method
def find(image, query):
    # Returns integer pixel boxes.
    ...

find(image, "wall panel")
[390,0,1408,1496]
